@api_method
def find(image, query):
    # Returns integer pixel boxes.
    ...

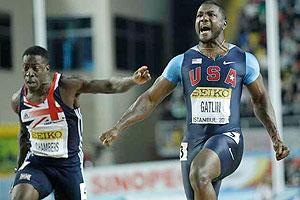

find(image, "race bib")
[180,142,188,161]
[29,126,68,157]
[190,87,232,124]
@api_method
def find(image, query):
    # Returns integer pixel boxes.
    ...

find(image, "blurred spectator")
[236,0,300,117]
[285,158,300,186]
[161,85,186,120]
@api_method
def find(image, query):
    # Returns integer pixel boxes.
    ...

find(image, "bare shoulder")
[151,76,176,91]
[59,74,89,91]
[11,88,21,113]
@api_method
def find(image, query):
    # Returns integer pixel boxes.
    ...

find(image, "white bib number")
[190,87,232,124]
[180,142,188,161]
[29,125,68,158]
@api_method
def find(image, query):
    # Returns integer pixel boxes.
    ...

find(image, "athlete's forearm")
[115,92,158,132]
[100,77,174,145]
[79,77,136,94]
[65,74,137,94]
[108,77,136,93]
[251,93,280,142]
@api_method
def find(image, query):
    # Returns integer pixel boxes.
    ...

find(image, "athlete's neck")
[198,37,229,60]
[198,40,225,48]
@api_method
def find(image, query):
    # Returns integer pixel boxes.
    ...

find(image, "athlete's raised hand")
[273,139,290,161]
[100,127,120,146]
[132,66,151,85]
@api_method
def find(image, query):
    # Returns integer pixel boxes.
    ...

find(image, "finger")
[99,135,104,142]
[276,153,282,161]
[102,137,111,145]
[104,135,116,145]
[142,71,151,77]
[142,70,149,78]
[136,71,142,77]
[277,143,283,155]
[276,154,282,161]
[102,138,107,145]
[142,70,149,75]
[276,149,289,160]
[273,143,278,151]
[137,66,148,72]
[280,149,290,160]
[274,142,282,155]
[100,134,108,142]
[104,140,111,147]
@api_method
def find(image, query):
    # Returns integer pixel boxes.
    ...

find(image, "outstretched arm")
[246,75,290,160]
[11,90,30,169]
[100,77,176,146]
[61,66,151,95]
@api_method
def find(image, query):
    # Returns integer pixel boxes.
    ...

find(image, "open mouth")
[200,26,211,33]
[26,80,37,87]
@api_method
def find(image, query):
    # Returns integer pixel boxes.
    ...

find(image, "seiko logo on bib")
[29,127,68,157]
[190,87,232,124]
[191,87,232,98]
[31,130,64,140]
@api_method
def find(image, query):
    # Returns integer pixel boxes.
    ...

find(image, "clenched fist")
[99,128,120,146]
[273,139,290,161]
[132,66,151,85]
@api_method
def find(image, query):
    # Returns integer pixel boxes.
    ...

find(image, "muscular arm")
[246,75,279,141]
[116,77,176,131]
[78,76,136,94]
[11,90,30,169]
[61,66,150,95]
[246,75,289,160]
[100,77,176,145]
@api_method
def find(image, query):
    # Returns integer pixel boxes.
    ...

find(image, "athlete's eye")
[23,65,29,72]
[197,13,203,18]
[208,13,216,17]
[32,65,38,71]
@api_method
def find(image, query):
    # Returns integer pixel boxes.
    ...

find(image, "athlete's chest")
[181,51,246,88]
[20,92,66,128]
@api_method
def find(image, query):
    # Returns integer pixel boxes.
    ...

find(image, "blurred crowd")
[237,0,300,116]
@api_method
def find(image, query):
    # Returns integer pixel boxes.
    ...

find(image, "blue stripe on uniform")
[244,52,260,85]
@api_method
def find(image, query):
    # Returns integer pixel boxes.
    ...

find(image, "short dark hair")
[201,0,226,19]
[22,46,49,63]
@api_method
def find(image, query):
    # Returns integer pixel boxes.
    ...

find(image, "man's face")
[22,55,49,91]
[195,4,225,43]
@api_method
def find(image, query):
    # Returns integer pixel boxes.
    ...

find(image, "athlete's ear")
[223,20,227,30]
[46,64,50,71]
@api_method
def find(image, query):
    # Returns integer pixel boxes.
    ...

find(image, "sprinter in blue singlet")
[100,1,290,200]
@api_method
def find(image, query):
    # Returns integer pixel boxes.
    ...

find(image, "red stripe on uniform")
[46,73,60,120]
[32,116,47,128]
[27,73,63,121]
